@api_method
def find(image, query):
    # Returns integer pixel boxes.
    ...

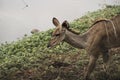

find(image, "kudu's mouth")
[47,42,55,48]
[47,43,51,48]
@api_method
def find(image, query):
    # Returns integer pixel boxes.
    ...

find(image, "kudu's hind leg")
[101,49,110,72]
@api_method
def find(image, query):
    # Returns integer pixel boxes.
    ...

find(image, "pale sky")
[0,0,120,43]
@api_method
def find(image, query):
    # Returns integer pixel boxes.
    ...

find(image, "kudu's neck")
[64,29,87,49]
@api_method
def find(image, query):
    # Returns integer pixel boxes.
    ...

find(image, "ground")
[4,48,120,80]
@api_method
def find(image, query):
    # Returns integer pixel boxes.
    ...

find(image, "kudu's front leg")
[84,54,99,80]
[84,33,102,80]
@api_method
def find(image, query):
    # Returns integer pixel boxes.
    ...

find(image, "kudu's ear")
[52,17,60,27]
[62,20,69,29]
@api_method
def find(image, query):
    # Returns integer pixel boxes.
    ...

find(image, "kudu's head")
[47,17,69,48]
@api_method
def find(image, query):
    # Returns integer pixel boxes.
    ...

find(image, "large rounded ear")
[52,17,60,27]
[62,20,70,29]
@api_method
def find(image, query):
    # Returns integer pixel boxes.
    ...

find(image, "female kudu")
[47,15,120,80]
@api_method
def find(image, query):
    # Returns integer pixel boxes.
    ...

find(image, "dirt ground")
[3,48,120,80]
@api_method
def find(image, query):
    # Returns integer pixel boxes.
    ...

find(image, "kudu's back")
[102,14,120,48]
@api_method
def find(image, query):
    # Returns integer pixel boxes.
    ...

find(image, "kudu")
[47,14,120,80]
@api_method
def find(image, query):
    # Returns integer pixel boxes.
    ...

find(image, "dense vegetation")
[0,5,120,80]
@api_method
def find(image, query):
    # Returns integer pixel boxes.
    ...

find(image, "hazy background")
[0,0,120,43]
